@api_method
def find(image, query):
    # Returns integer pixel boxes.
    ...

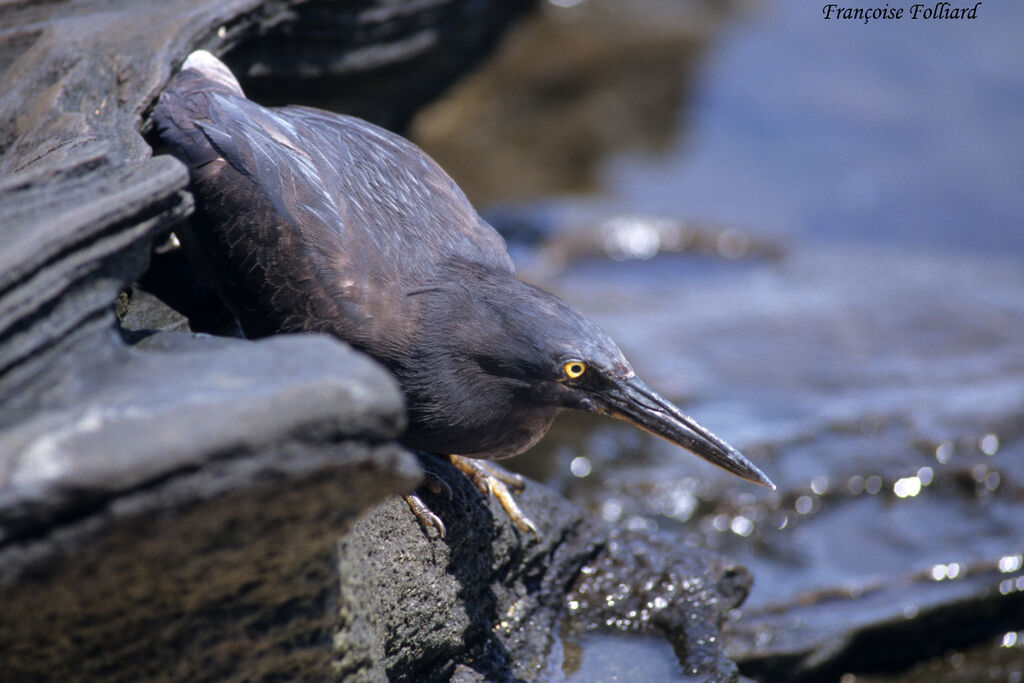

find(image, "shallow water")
[413,0,1024,678]
[545,631,688,681]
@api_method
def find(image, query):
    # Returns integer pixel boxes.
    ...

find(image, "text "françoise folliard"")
[823,2,982,24]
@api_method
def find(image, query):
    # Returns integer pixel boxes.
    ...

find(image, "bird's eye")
[563,360,587,379]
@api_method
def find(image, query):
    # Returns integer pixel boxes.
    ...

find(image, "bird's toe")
[449,455,539,537]
[403,492,446,539]
[424,472,454,500]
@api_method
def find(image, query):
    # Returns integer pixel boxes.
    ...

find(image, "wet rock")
[565,527,752,682]
[724,560,1024,682]
[482,203,785,284]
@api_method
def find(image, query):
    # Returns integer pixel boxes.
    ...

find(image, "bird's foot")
[404,492,447,539]
[449,455,539,537]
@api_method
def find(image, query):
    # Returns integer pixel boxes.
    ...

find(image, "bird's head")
[460,279,775,489]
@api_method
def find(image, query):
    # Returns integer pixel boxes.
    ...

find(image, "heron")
[152,51,774,538]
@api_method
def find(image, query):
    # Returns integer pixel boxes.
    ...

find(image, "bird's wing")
[154,59,513,350]
[282,105,514,278]
[195,96,346,245]
[194,95,514,281]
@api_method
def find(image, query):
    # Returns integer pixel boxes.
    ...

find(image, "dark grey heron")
[153,51,773,537]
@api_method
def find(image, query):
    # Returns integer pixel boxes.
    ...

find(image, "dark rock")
[116,286,193,339]
[135,241,242,336]
[224,0,537,131]
[0,439,417,682]
[335,454,606,681]
[565,527,752,682]
[0,332,406,549]
[0,331,418,682]
[0,155,192,414]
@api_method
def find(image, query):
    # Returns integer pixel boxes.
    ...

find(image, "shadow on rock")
[335,453,605,681]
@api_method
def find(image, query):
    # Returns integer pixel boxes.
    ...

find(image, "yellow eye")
[563,361,587,379]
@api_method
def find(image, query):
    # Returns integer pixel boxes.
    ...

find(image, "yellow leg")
[449,455,539,537]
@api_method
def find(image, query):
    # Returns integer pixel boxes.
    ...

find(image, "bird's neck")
[390,271,565,459]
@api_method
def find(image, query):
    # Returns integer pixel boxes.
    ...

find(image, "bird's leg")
[403,493,446,539]
[448,455,539,536]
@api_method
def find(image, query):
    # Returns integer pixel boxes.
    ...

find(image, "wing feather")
[154,52,514,357]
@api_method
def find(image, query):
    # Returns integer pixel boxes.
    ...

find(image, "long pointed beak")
[592,376,775,490]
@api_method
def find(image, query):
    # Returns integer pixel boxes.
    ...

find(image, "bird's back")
[152,51,514,355]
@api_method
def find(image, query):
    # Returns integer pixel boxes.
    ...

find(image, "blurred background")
[404,0,1024,680]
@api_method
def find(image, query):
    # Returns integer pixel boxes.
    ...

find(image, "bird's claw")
[424,472,453,500]
[403,492,446,538]
[489,476,540,536]
[449,455,539,537]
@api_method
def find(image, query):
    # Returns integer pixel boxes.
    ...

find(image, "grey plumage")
[153,51,774,487]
